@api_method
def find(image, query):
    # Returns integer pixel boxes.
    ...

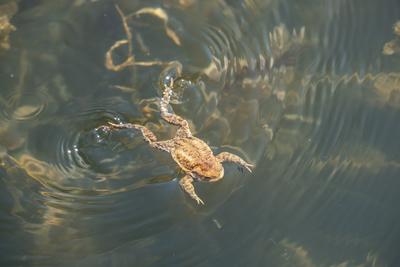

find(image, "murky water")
[1,0,400,266]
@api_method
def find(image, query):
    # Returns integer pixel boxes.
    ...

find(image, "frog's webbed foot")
[179,175,204,205]
[216,152,254,173]
[106,122,172,152]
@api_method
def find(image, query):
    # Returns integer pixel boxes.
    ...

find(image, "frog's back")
[170,137,223,180]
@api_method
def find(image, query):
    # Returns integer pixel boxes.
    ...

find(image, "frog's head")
[191,160,224,182]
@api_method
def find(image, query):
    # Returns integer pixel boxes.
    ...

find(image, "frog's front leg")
[160,86,192,138]
[105,122,172,152]
[179,174,204,205]
[216,152,254,173]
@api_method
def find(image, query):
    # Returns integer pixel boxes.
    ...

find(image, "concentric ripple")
[1,92,48,121]
[21,97,176,195]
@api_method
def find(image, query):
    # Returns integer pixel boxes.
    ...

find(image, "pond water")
[1,0,400,266]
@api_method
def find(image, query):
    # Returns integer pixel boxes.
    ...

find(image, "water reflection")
[1,0,400,266]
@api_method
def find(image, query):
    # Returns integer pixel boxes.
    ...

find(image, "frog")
[101,78,254,205]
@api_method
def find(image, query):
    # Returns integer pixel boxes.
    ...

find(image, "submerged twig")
[105,5,166,72]
[129,7,181,46]
[105,39,134,71]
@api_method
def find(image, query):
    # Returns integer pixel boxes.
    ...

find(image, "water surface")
[1,0,400,266]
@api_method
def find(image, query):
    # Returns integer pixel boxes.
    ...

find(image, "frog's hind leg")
[179,175,204,205]
[160,86,192,138]
[216,152,254,173]
[108,122,172,152]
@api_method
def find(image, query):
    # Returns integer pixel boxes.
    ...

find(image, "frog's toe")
[195,196,205,205]
[245,163,254,173]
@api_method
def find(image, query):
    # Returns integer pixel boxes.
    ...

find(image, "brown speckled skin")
[104,82,253,205]
[171,137,224,181]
